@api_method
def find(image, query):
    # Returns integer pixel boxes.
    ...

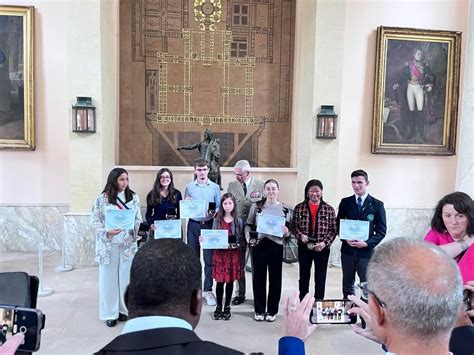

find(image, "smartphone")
[310,299,357,324]
[165,207,178,220]
[463,289,472,311]
[138,223,150,238]
[228,234,237,244]
[208,202,216,214]
[0,305,45,352]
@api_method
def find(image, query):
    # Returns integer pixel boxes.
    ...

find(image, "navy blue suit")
[336,194,387,297]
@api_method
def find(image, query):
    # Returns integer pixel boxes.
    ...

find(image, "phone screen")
[0,306,43,351]
[208,202,216,213]
[310,300,357,324]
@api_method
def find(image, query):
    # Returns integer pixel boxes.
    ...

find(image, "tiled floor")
[0,251,381,354]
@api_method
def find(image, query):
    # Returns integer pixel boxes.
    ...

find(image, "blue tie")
[357,196,363,212]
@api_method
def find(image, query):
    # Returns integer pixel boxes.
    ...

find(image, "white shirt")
[122,316,193,335]
[355,192,368,206]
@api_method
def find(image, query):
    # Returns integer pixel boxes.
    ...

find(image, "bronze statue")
[177,129,222,189]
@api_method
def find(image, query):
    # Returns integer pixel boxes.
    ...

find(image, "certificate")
[179,200,207,219]
[201,229,228,249]
[154,220,182,239]
[339,219,370,241]
[257,213,286,238]
[105,209,135,230]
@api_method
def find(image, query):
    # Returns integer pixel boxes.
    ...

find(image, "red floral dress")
[212,220,243,283]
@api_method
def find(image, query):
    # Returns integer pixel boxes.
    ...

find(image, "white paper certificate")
[179,200,207,219]
[257,213,286,238]
[201,229,228,249]
[339,219,370,241]
[154,220,182,239]
[105,209,135,230]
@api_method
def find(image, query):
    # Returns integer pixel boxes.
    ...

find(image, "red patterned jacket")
[291,200,337,248]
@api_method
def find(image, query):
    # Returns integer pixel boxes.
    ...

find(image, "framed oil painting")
[372,26,461,155]
[0,5,34,150]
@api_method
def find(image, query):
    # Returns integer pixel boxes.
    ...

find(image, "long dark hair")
[147,168,177,205]
[431,191,474,234]
[215,193,241,239]
[102,167,134,204]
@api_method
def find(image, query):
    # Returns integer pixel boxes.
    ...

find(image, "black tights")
[216,281,234,307]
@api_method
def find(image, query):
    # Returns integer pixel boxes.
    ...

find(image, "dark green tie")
[242,183,247,196]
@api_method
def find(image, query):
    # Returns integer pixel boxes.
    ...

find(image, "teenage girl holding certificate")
[246,179,290,322]
[145,168,182,234]
[202,193,243,320]
[91,167,142,327]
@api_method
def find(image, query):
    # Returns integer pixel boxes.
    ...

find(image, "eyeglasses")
[357,283,386,308]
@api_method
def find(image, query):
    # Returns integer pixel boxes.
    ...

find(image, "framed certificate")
[154,220,182,239]
[339,219,370,241]
[179,200,207,219]
[257,213,286,238]
[201,229,228,249]
[105,209,135,230]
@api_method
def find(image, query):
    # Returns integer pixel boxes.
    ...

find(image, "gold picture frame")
[372,26,461,155]
[0,5,34,150]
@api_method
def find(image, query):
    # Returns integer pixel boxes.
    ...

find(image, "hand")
[392,83,399,90]
[300,234,308,243]
[348,240,367,248]
[198,236,204,244]
[314,242,326,252]
[348,295,381,344]
[107,229,123,238]
[283,291,317,341]
[150,224,156,231]
[282,225,289,235]
[0,333,24,355]
[454,304,473,328]
[185,196,193,201]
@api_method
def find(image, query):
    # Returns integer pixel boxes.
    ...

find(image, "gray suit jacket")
[227,177,264,221]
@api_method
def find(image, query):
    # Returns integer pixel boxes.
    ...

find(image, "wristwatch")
[457,238,469,251]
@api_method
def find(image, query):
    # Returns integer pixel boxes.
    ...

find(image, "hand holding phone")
[0,305,45,352]
[208,202,216,215]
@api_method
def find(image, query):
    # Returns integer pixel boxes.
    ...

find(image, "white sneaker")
[265,314,277,322]
[254,313,265,321]
[203,291,217,306]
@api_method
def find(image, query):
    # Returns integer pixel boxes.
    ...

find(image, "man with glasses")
[184,159,221,306]
[348,237,466,354]
[227,160,264,305]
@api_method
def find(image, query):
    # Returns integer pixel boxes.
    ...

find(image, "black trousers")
[298,244,330,300]
[251,238,283,315]
[341,252,370,298]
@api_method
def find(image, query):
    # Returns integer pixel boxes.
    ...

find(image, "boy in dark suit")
[336,170,387,299]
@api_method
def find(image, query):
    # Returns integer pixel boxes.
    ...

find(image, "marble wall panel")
[0,205,68,253]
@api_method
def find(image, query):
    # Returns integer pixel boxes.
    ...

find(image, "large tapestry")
[119,0,295,167]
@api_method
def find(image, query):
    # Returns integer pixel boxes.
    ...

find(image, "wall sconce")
[316,105,337,139]
[72,96,96,133]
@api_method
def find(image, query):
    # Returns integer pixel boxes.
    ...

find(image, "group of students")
[90,157,392,327]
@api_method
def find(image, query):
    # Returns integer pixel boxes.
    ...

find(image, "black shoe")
[232,296,245,305]
[118,313,128,322]
[213,305,223,320]
[222,306,232,320]
[106,319,117,327]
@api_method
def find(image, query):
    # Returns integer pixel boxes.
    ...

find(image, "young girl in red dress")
[210,193,243,320]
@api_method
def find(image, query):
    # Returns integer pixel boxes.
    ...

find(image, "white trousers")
[407,83,424,111]
[99,243,131,320]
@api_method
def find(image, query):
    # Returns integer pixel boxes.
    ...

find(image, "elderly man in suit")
[227,160,264,305]
[336,169,386,299]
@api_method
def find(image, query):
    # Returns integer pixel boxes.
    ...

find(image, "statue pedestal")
[63,212,97,267]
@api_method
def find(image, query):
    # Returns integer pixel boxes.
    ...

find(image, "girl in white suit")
[91,167,142,327]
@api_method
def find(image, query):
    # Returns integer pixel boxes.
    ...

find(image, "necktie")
[357,196,363,212]
[242,182,247,196]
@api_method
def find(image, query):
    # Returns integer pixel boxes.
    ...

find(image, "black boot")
[222,306,232,320]
[406,111,417,139]
[213,305,223,320]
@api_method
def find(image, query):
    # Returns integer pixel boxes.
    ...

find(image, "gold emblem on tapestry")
[194,0,222,32]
